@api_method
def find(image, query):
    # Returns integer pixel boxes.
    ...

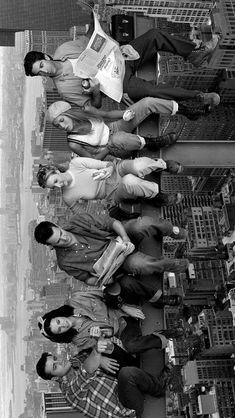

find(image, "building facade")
[0,0,92,31]
[106,0,213,25]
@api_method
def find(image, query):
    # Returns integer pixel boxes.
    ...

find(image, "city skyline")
[0,2,235,418]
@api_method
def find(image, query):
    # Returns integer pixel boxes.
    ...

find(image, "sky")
[0,43,44,417]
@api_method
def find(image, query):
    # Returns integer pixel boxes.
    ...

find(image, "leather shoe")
[151,294,182,308]
[166,160,184,174]
[187,34,220,67]
[158,258,189,273]
[151,192,184,207]
[178,102,212,120]
[169,226,188,240]
[159,327,185,340]
[144,132,178,150]
[196,92,220,107]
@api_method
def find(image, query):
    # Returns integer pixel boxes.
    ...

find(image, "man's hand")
[112,220,134,247]
[96,339,109,354]
[121,304,145,320]
[82,77,100,95]
[120,235,132,244]
[92,166,113,181]
[100,356,120,374]
[90,326,102,338]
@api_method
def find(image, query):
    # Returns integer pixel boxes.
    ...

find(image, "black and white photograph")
[0,1,235,417]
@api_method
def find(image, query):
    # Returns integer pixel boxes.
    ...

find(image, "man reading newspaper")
[24,9,221,111]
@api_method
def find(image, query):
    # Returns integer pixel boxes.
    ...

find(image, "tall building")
[161,193,213,227]
[198,308,235,356]
[106,0,213,25]
[187,206,218,249]
[0,0,92,31]
[182,359,235,416]
[25,29,72,56]
[183,359,235,386]
[161,173,193,194]
[43,90,68,152]
[163,105,235,144]
[210,1,235,70]
[43,392,79,416]
[214,380,235,418]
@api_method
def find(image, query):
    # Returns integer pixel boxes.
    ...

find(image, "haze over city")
[0,1,235,418]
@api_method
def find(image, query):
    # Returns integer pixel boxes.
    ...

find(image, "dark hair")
[38,305,78,343]
[24,51,53,76]
[36,352,53,380]
[34,221,57,245]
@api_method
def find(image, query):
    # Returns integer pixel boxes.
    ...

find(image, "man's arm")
[68,141,110,160]
[83,339,108,374]
[112,219,131,243]
[82,78,102,108]
[83,105,125,120]
[71,156,111,170]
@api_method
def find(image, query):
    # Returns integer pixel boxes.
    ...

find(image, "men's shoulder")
[54,37,90,60]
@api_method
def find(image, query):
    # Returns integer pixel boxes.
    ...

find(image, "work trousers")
[124,29,200,102]
[106,97,177,158]
[120,216,188,276]
[118,367,164,418]
[105,157,166,202]
[120,317,163,355]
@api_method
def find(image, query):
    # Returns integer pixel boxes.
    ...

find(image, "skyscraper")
[0,0,92,31]
[183,359,235,386]
[198,308,235,356]
[210,1,235,70]
[106,0,213,25]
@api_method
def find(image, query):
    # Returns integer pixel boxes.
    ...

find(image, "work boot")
[169,226,188,240]
[160,258,189,273]
[144,132,178,150]
[165,160,184,174]
[151,294,183,308]
[159,327,185,340]
[158,364,174,390]
[151,192,184,207]
[178,102,211,120]
[196,92,220,107]
[187,34,221,67]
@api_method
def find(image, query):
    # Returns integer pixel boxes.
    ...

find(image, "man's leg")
[117,156,167,178]
[119,274,163,306]
[119,317,166,354]
[122,216,187,244]
[129,29,195,69]
[123,29,219,102]
[122,251,189,275]
[113,97,177,132]
[124,74,202,102]
[107,132,144,159]
[119,274,182,308]
[114,173,159,202]
[118,367,165,418]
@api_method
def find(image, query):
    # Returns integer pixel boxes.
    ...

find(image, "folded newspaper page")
[92,237,135,287]
[73,12,125,102]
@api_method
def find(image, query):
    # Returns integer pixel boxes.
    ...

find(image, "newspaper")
[73,12,125,102]
[92,237,135,287]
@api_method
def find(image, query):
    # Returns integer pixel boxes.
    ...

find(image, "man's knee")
[122,174,140,191]
[124,339,140,354]
[144,28,160,40]
[132,157,157,177]
[124,215,153,232]
[118,366,138,384]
